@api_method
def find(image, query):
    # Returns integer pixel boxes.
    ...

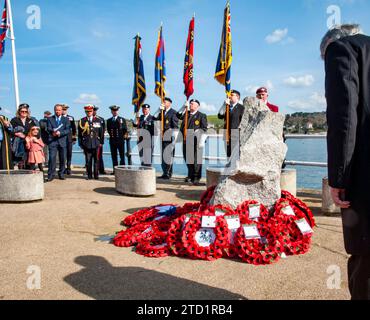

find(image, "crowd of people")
[0,87,279,185]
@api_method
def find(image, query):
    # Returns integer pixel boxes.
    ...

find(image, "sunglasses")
[20,110,28,113]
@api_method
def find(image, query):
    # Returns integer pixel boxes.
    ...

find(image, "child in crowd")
[25,126,45,172]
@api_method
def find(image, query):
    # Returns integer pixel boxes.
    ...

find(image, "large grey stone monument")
[210,97,287,209]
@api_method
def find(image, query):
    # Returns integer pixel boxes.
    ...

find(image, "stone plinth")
[0,171,44,202]
[281,169,297,197]
[211,97,287,209]
[115,166,156,197]
[206,167,230,188]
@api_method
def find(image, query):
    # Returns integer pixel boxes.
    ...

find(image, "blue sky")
[0,0,369,120]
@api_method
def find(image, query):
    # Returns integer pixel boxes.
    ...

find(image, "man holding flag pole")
[153,24,179,179]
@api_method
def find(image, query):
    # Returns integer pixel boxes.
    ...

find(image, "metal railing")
[73,134,328,168]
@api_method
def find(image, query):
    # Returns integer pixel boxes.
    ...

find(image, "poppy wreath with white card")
[223,215,242,258]
[270,210,313,256]
[182,215,229,261]
[235,200,270,223]
[234,221,283,265]
[176,202,202,215]
[281,190,316,228]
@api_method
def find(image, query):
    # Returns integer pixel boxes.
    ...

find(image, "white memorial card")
[225,215,241,230]
[249,204,261,219]
[201,216,217,228]
[282,205,296,216]
[243,224,261,240]
[296,219,313,235]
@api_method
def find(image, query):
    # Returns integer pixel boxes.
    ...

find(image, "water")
[72,137,328,190]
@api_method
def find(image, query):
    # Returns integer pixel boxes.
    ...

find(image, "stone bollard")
[281,169,297,197]
[0,171,44,202]
[115,166,156,197]
[322,177,341,214]
[206,167,230,189]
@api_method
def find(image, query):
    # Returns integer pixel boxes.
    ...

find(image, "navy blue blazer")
[47,115,71,147]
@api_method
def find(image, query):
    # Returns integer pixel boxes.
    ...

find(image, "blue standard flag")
[215,1,232,96]
[132,35,146,113]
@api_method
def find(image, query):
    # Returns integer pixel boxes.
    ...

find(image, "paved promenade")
[0,170,349,300]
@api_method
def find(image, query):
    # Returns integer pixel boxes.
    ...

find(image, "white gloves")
[219,104,227,116]
[225,98,231,105]
[199,134,208,148]
[160,104,165,111]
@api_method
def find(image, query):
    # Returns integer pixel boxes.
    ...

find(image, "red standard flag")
[0,0,8,59]
[183,16,195,100]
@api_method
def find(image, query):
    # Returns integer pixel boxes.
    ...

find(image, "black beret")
[93,106,99,111]
[164,97,172,103]
[231,90,241,97]
[109,105,120,111]
[142,104,151,109]
[18,103,30,110]
[190,99,200,106]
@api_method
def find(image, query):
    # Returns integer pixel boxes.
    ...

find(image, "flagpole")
[6,0,20,111]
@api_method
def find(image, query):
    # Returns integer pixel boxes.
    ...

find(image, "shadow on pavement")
[64,255,247,300]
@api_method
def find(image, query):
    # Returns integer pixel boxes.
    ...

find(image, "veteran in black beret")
[177,99,208,185]
[107,105,128,173]
[153,97,179,179]
[218,89,245,159]
[133,104,155,167]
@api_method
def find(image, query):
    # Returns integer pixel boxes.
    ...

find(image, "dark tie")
[56,117,60,126]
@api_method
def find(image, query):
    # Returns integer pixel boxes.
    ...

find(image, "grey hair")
[320,24,363,59]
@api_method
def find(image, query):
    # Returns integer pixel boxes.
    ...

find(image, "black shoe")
[66,169,72,175]
[59,176,66,180]
[184,177,191,183]
[110,172,115,176]
[46,177,54,183]
[193,180,201,186]
[159,175,169,180]
[94,176,99,180]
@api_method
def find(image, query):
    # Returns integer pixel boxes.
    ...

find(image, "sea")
[72,136,327,190]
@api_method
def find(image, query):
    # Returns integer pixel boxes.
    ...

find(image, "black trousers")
[110,140,125,170]
[66,140,73,170]
[85,148,99,179]
[48,144,66,179]
[183,139,203,182]
[161,140,175,177]
[98,145,105,174]
[348,255,370,300]
[125,138,132,166]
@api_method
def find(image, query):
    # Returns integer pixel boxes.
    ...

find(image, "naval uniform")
[78,116,104,179]
[95,116,106,174]
[177,110,208,183]
[107,116,128,170]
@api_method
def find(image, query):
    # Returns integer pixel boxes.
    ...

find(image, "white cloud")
[1,108,12,115]
[200,102,217,113]
[288,92,327,111]
[74,93,101,105]
[284,75,315,87]
[265,28,294,44]
[245,80,274,95]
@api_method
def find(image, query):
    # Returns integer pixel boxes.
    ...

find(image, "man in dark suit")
[322,24,370,300]
[78,105,104,180]
[93,106,106,175]
[218,90,245,158]
[62,105,77,175]
[39,111,52,167]
[177,99,208,185]
[107,105,128,173]
[46,104,71,182]
[154,97,179,179]
[133,104,155,167]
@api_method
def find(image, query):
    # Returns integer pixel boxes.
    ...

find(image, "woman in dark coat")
[10,104,37,169]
